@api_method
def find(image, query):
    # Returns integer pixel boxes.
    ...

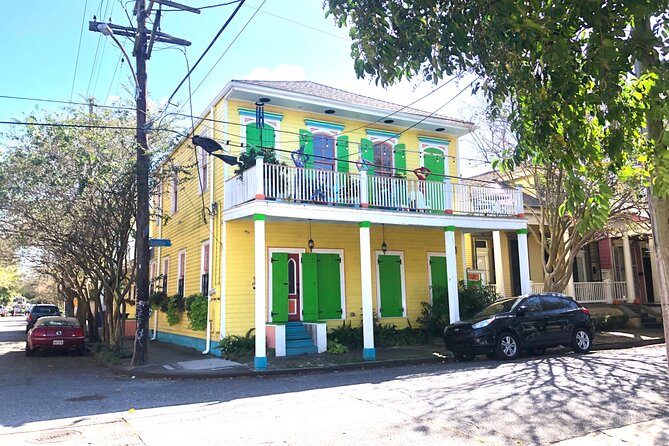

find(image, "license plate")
[52,340,64,346]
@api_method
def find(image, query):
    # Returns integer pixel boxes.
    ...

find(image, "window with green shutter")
[317,254,342,319]
[393,143,406,174]
[270,253,289,322]
[360,138,375,175]
[336,135,349,173]
[429,256,448,306]
[301,253,319,321]
[378,254,404,317]
[299,129,315,169]
[246,123,275,154]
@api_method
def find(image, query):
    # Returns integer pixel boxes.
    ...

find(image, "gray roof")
[234,80,473,127]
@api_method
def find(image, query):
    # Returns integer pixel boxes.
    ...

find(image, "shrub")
[592,314,629,331]
[417,282,500,337]
[165,294,185,326]
[185,294,208,331]
[326,340,349,354]
[329,320,362,350]
[215,328,255,360]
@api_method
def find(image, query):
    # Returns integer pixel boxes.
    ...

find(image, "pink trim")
[517,213,525,218]
[445,209,453,215]
[361,203,369,208]
[255,194,266,200]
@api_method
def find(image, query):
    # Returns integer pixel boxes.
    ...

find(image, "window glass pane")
[287,259,296,294]
[373,142,393,175]
[313,134,335,170]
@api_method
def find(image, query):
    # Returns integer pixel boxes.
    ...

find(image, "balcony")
[224,162,524,217]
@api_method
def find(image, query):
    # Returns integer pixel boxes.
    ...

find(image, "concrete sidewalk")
[94,328,665,380]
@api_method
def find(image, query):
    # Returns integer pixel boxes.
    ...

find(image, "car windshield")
[475,298,521,318]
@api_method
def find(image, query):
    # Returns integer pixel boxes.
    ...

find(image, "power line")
[70,0,90,101]
[171,0,267,119]
[161,0,247,117]
[0,120,183,135]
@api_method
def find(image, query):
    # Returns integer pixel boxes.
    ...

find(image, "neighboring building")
[469,171,659,305]
[150,80,530,370]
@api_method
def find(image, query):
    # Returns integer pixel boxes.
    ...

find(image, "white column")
[445,226,460,323]
[493,231,506,296]
[622,234,636,302]
[517,229,531,295]
[359,171,369,208]
[255,156,265,200]
[253,214,267,370]
[444,179,453,214]
[648,237,660,302]
[564,229,576,297]
[359,221,375,360]
[460,231,467,278]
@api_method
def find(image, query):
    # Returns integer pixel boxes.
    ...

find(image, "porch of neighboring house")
[530,234,658,305]
[222,160,531,370]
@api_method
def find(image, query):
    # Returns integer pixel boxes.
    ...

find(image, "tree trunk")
[648,189,669,368]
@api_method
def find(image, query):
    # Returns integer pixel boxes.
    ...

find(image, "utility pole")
[89,0,195,366]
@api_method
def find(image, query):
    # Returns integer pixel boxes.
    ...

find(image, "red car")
[26,316,86,356]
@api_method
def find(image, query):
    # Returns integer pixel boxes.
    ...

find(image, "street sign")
[149,238,172,247]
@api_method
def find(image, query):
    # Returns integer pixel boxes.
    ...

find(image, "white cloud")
[243,64,306,81]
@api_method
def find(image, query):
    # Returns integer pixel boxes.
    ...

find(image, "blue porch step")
[285,322,317,356]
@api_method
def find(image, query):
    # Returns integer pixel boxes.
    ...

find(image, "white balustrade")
[572,281,629,303]
[223,163,521,216]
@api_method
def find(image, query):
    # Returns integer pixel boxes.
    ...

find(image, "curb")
[93,337,665,380]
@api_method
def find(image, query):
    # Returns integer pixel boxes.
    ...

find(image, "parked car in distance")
[25,317,85,356]
[443,292,595,361]
[26,304,61,332]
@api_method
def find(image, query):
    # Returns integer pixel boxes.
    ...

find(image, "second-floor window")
[313,133,335,171]
[171,171,179,214]
[198,147,208,194]
[373,142,393,176]
[177,250,186,297]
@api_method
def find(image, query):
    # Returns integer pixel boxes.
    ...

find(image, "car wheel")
[25,343,34,357]
[453,351,475,362]
[572,328,592,353]
[77,346,86,356]
[495,332,520,360]
[526,347,546,356]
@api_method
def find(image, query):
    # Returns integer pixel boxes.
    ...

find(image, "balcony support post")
[493,231,506,296]
[359,171,369,208]
[516,186,525,217]
[622,234,636,302]
[517,228,531,295]
[444,179,453,214]
[253,214,267,371]
[255,156,265,200]
[359,221,375,359]
[444,226,460,323]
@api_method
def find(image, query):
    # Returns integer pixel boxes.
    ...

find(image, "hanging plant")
[185,294,208,331]
[165,294,185,325]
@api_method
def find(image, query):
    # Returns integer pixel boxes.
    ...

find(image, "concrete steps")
[285,322,317,356]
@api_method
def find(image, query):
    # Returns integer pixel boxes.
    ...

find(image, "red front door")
[287,254,301,321]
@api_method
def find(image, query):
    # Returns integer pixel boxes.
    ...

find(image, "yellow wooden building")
[149,80,531,370]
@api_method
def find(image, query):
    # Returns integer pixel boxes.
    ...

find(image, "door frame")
[312,248,347,320]
[375,250,407,318]
[268,248,305,322]
[427,252,446,305]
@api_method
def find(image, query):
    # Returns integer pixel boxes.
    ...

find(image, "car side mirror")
[516,305,528,317]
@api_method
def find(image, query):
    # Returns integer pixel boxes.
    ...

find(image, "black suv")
[443,293,595,361]
[26,304,61,332]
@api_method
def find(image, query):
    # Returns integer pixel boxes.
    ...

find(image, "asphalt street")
[1,315,668,445]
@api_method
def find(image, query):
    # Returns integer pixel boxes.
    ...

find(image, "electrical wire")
[161,0,242,12]
[70,0,90,101]
[161,0,247,118]
[170,0,267,118]
[0,120,183,136]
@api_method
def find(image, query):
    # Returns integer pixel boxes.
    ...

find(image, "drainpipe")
[202,107,216,355]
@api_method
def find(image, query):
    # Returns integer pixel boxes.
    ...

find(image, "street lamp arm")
[97,24,140,91]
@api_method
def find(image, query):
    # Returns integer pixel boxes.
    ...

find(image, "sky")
[0,0,490,175]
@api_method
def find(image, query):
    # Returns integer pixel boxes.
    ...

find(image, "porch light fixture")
[383,119,394,124]
[192,136,239,166]
[307,220,315,252]
[324,109,335,114]
[381,224,387,254]
[435,127,445,132]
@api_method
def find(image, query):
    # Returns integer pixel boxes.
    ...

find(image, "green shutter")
[262,124,275,149]
[317,254,342,319]
[394,143,406,174]
[423,147,444,181]
[301,253,319,321]
[299,129,314,169]
[378,255,403,317]
[271,253,288,323]
[360,138,375,175]
[429,256,448,305]
[246,124,262,154]
[336,135,349,173]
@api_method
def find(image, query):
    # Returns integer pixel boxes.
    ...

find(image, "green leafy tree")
[0,264,22,306]
[325,0,669,364]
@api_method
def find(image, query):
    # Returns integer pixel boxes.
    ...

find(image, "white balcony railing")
[574,280,628,303]
[224,162,523,217]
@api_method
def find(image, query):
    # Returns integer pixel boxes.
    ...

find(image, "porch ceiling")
[223,201,527,232]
